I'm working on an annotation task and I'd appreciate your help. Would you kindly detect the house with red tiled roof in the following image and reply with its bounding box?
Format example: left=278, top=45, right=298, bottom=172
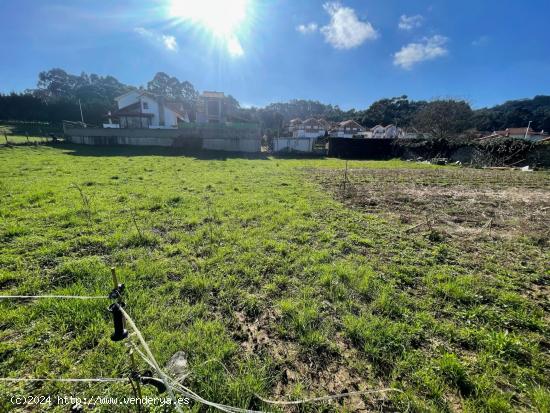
left=330, top=120, right=365, bottom=138
left=481, top=127, right=548, bottom=142
left=291, top=118, right=329, bottom=138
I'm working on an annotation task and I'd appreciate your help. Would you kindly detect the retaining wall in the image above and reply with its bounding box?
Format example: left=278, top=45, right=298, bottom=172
left=64, top=125, right=261, bottom=153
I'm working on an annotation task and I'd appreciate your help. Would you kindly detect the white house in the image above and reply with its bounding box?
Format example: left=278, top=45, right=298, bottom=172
left=330, top=120, right=365, bottom=138
left=292, top=118, right=328, bottom=138
left=288, top=118, right=303, bottom=133
left=273, top=137, right=316, bottom=152
left=274, top=118, right=329, bottom=153
left=370, top=125, right=386, bottom=139
left=369, top=124, right=403, bottom=139
left=107, top=90, right=189, bottom=129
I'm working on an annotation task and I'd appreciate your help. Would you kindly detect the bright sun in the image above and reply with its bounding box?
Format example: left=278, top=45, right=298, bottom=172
left=169, top=0, right=250, bottom=56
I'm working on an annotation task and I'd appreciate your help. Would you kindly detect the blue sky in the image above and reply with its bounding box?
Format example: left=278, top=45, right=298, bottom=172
left=1, top=0, right=549, bottom=110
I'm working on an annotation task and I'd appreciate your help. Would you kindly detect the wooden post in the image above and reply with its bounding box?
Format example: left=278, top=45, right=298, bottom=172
left=4, top=134, right=7, bottom=144
left=111, top=267, right=118, bottom=290
left=343, top=160, right=348, bottom=198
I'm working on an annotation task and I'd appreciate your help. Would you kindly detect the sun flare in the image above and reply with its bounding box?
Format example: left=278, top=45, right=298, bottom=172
left=169, top=0, right=251, bottom=56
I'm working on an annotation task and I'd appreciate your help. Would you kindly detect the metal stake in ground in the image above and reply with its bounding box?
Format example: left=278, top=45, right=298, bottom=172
left=128, top=349, right=143, bottom=413
left=109, top=267, right=127, bottom=341
left=109, top=302, right=128, bottom=341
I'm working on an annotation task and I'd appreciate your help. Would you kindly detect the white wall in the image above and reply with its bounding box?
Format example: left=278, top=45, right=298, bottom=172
left=116, top=91, right=140, bottom=110
left=163, top=108, right=179, bottom=128
left=116, top=92, right=183, bottom=129
left=333, top=130, right=354, bottom=138
left=293, top=129, right=325, bottom=138
left=274, top=137, right=314, bottom=152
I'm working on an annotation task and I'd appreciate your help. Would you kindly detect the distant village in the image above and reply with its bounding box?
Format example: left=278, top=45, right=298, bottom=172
left=57, top=86, right=550, bottom=158
left=273, top=117, right=549, bottom=153
left=274, top=118, right=410, bottom=152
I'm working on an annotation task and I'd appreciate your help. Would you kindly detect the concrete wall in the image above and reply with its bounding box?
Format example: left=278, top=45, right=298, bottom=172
left=274, top=137, right=314, bottom=152
left=64, top=125, right=261, bottom=153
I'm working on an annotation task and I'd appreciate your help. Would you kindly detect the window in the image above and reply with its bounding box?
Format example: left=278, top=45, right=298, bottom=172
left=142, top=101, right=149, bottom=110
left=207, top=100, right=220, bottom=117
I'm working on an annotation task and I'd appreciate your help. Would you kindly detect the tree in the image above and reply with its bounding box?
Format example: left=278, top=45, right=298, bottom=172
left=36, top=68, right=79, bottom=99
left=146, top=72, right=199, bottom=113
left=413, top=100, right=473, bottom=139
left=359, top=96, right=427, bottom=128
left=471, top=95, right=550, bottom=131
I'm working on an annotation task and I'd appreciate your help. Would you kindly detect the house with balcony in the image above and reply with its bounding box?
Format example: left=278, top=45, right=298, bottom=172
left=196, top=91, right=226, bottom=123
left=292, top=118, right=328, bottom=138
left=106, top=90, right=189, bottom=129
left=330, top=120, right=365, bottom=138
left=274, top=118, right=329, bottom=153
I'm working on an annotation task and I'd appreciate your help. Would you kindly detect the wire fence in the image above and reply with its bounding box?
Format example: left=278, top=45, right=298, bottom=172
left=0, top=295, right=107, bottom=300
left=0, top=276, right=409, bottom=412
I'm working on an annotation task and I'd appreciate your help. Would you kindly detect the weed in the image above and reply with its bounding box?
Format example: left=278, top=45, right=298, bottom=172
left=69, top=183, right=92, bottom=223
left=437, top=353, right=474, bottom=395
left=0, top=146, right=547, bottom=411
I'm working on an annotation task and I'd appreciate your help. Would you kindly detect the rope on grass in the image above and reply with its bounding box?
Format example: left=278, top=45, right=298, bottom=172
left=0, top=296, right=409, bottom=412
left=181, top=358, right=409, bottom=412
left=0, top=377, right=126, bottom=383
left=124, top=316, right=264, bottom=413
left=0, top=295, right=108, bottom=300
left=119, top=307, right=185, bottom=413
left=255, top=388, right=406, bottom=406
left=128, top=337, right=407, bottom=413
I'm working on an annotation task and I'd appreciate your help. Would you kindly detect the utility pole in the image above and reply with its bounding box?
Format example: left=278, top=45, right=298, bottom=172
left=525, top=120, right=532, bottom=139
left=78, top=99, right=85, bottom=127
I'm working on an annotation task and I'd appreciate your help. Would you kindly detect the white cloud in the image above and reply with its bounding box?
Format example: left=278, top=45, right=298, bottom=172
left=162, top=35, right=178, bottom=51
left=297, top=22, right=318, bottom=34
left=472, top=35, right=489, bottom=47
left=393, top=35, right=448, bottom=69
left=134, top=27, right=152, bottom=37
left=398, top=14, right=424, bottom=30
left=320, top=2, right=378, bottom=49
left=134, top=27, right=178, bottom=52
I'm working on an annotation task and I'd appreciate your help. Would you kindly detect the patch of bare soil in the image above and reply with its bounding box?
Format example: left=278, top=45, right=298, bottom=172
left=312, top=167, right=550, bottom=242
left=233, top=311, right=388, bottom=411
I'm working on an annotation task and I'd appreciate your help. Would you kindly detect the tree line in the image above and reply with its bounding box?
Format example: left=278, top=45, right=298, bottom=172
left=1, top=68, right=549, bottom=138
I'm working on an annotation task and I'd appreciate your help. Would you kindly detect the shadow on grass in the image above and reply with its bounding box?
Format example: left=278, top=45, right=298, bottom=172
left=40, top=143, right=330, bottom=161
left=56, top=143, right=271, bottom=160
left=271, top=152, right=327, bottom=160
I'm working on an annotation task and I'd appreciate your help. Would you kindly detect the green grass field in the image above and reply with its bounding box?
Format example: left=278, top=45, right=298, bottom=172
left=0, top=144, right=548, bottom=412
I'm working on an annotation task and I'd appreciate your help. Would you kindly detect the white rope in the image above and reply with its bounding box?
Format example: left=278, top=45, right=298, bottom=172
left=125, top=320, right=261, bottom=413
left=0, top=295, right=108, bottom=300
left=0, top=301, right=407, bottom=412
left=119, top=307, right=185, bottom=413
left=126, top=325, right=407, bottom=413
left=256, top=388, right=405, bottom=405
left=0, top=378, right=126, bottom=383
